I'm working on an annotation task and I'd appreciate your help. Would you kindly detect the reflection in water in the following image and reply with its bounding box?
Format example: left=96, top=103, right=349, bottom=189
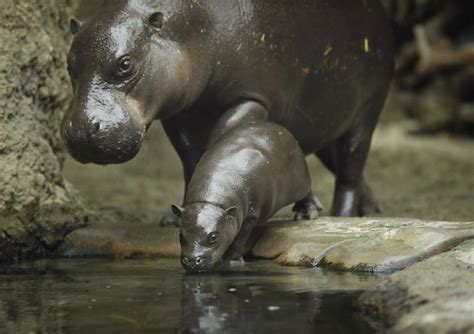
left=180, top=274, right=375, bottom=334
left=0, top=259, right=380, bottom=333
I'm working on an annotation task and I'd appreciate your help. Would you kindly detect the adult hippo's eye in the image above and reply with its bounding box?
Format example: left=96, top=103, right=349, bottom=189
left=115, top=55, right=134, bottom=79
left=208, top=232, right=220, bottom=246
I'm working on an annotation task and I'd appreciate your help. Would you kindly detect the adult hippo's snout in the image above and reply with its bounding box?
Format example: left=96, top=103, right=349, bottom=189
left=62, top=88, right=146, bottom=165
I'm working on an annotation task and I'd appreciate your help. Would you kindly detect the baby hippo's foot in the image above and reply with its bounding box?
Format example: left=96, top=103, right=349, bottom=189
left=160, top=212, right=181, bottom=227
left=223, top=248, right=244, bottom=262
left=292, top=192, right=324, bottom=221
left=219, top=258, right=246, bottom=271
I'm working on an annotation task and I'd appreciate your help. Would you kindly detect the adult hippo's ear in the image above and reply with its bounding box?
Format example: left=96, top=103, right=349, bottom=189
left=148, top=12, right=164, bottom=31
left=171, top=204, right=184, bottom=218
left=225, top=207, right=238, bottom=218
left=70, top=17, right=82, bottom=35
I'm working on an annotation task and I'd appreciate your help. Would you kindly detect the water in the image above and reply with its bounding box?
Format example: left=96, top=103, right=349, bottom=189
left=0, top=259, right=382, bottom=333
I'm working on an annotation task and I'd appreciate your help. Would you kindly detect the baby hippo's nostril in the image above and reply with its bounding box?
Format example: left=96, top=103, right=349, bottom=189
left=92, top=122, right=101, bottom=133
left=195, top=257, right=202, bottom=264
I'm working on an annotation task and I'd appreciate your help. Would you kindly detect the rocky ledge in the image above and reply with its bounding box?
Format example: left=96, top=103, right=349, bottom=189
left=60, top=217, right=473, bottom=273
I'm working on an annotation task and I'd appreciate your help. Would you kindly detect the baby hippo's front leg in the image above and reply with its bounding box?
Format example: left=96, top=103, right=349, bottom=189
left=223, top=218, right=257, bottom=262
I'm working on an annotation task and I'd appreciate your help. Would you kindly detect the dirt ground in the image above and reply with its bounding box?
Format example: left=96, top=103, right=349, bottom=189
left=63, top=116, right=474, bottom=225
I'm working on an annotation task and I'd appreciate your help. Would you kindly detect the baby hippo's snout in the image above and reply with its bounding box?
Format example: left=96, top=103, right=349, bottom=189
left=181, top=254, right=215, bottom=272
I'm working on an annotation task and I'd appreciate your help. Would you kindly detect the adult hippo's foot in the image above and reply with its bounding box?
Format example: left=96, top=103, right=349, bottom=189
left=330, top=181, right=381, bottom=217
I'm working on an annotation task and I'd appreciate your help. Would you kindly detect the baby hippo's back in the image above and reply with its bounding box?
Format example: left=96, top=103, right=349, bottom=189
left=186, top=121, right=312, bottom=222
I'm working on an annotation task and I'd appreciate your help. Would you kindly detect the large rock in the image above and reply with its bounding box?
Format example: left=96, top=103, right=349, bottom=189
left=0, top=0, right=86, bottom=262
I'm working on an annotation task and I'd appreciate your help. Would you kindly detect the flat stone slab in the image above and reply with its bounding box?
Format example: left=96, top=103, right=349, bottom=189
left=252, top=218, right=474, bottom=272
left=60, top=217, right=474, bottom=273
left=358, top=240, right=474, bottom=333
left=60, top=221, right=180, bottom=259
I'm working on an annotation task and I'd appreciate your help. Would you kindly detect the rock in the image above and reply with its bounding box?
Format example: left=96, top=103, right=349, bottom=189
left=0, top=0, right=86, bottom=262
left=251, top=218, right=473, bottom=272
left=60, top=217, right=473, bottom=274
left=358, top=240, right=474, bottom=333
left=59, top=220, right=180, bottom=259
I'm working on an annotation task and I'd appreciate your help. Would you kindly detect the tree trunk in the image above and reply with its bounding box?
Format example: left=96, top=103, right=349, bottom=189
left=0, top=0, right=86, bottom=262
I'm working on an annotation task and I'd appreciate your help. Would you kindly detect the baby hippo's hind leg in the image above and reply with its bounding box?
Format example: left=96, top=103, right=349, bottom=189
left=292, top=191, right=324, bottom=221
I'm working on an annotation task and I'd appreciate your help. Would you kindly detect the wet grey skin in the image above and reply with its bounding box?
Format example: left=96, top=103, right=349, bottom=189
left=172, top=121, right=323, bottom=272
left=63, top=0, right=394, bottom=216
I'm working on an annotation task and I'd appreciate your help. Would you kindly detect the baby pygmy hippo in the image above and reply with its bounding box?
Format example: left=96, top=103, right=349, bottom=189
left=172, top=121, right=322, bottom=272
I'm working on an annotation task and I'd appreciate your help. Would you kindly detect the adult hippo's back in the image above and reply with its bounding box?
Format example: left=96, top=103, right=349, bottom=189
left=63, top=0, right=394, bottom=217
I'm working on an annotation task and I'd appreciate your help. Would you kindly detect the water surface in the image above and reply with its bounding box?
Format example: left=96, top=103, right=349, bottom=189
left=0, top=259, right=381, bottom=333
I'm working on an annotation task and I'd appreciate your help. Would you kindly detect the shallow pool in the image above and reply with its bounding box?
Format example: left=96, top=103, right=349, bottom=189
left=0, top=259, right=382, bottom=333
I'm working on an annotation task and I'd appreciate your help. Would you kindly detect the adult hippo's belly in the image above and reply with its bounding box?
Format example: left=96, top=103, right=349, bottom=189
left=63, top=0, right=394, bottom=218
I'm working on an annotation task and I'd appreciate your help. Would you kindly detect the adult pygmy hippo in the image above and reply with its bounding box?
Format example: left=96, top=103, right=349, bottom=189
left=172, top=121, right=322, bottom=272
left=62, top=0, right=394, bottom=217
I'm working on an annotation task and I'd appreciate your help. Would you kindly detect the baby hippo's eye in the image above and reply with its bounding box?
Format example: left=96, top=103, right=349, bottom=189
left=208, top=232, right=220, bottom=246
left=115, top=55, right=134, bottom=79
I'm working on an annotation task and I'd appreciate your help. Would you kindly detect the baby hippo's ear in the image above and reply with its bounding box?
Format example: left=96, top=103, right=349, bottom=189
left=148, top=12, right=164, bottom=31
left=171, top=204, right=184, bottom=217
left=225, top=206, right=238, bottom=218
left=70, top=17, right=82, bottom=35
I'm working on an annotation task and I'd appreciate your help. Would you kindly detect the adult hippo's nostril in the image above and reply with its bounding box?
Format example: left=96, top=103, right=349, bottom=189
left=195, top=257, right=202, bottom=265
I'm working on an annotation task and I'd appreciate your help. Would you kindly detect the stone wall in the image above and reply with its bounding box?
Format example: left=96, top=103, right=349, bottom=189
left=0, top=0, right=86, bottom=262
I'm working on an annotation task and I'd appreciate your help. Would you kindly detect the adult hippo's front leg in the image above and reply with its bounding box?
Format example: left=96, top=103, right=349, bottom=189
left=160, top=112, right=212, bottom=226
left=160, top=101, right=269, bottom=226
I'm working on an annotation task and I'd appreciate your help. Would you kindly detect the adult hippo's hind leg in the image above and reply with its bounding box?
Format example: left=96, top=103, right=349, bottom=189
left=315, top=99, right=384, bottom=217
left=321, top=150, right=380, bottom=217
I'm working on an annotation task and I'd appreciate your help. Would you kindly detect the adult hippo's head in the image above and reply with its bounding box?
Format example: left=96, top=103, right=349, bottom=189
left=62, top=5, right=197, bottom=164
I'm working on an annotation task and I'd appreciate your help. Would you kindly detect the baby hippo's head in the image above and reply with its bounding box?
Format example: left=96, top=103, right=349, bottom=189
left=172, top=203, right=240, bottom=272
